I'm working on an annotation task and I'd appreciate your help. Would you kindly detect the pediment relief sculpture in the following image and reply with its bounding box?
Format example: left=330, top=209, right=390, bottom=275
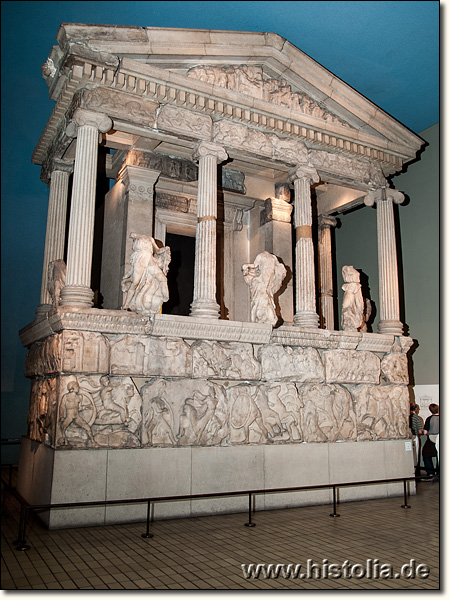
left=187, top=65, right=351, bottom=128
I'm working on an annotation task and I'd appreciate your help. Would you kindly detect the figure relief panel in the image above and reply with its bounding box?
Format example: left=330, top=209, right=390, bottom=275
left=156, top=104, right=212, bottom=140
left=56, top=375, right=142, bottom=449
left=228, top=382, right=302, bottom=444
left=25, top=335, right=62, bottom=377
left=27, top=377, right=58, bottom=446
left=349, top=384, right=410, bottom=441
left=324, top=350, right=380, bottom=384
left=191, top=340, right=261, bottom=380
left=187, top=65, right=351, bottom=128
left=141, top=379, right=228, bottom=447
left=258, top=344, right=324, bottom=382
left=110, top=335, right=190, bottom=378
left=214, top=120, right=273, bottom=157
left=380, top=352, right=409, bottom=384
left=82, top=87, right=158, bottom=126
left=213, top=120, right=308, bottom=164
left=297, top=383, right=357, bottom=443
left=309, top=150, right=386, bottom=187
left=61, top=331, right=109, bottom=374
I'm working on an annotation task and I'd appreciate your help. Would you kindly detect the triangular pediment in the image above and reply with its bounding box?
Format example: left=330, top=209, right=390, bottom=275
left=53, top=23, right=422, bottom=157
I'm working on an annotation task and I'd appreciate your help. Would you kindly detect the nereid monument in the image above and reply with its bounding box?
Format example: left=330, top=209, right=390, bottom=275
left=18, top=24, right=423, bottom=528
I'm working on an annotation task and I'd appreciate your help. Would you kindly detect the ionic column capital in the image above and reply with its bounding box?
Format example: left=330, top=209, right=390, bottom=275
left=364, top=187, right=405, bottom=207
left=318, top=214, right=338, bottom=229
left=288, top=164, right=320, bottom=185
left=50, top=158, right=73, bottom=175
left=66, top=108, right=113, bottom=137
left=192, top=141, right=228, bottom=164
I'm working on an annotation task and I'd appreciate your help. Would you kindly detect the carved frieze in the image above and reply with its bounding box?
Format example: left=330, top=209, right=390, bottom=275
left=110, top=335, right=190, bottom=377
left=258, top=345, right=324, bottom=382
left=228, top=382, right=302, bottom=444
left=324, top=350, right=380, bottom=384
left=56, top=375, right=141, bottom=448
left=82, top=87, right=158, bottom=126
left=156, top=104, right=212, bottom=140
left=61, top=330, right=109, bottom=374
left=27, top=377, right=58, bottom=446
left=381, top=352, right=409, bottom=384
left=25, top=335, right=61, bottom=377
left=349, top=384, right=410, bottom=441
left=126, top=149, right=199, bottom=182
left=297, top=383, right=357, bottom=443
left=309, top=150, right=386, bottom=187
left=141, top=378, right=228, bottom=447
left=187, top=65, right=351, bottom=128
left=191, top=340, right=261, bottom=380
left=214, top=120, right=308, bottom=164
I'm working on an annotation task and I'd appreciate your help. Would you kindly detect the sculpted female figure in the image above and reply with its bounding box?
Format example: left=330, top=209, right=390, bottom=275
left=242, top=251, right=286, bottom=326
left=341, top=265, right=365, bottom=331
left=121, top=233, right=171, bottom=316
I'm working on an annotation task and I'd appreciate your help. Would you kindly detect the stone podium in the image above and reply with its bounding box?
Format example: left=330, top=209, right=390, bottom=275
left=18, top=24, right=423, bottom=528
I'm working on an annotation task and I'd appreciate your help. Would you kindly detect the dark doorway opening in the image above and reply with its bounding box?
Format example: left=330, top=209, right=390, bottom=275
left=163, top=233, right=195, bottom=316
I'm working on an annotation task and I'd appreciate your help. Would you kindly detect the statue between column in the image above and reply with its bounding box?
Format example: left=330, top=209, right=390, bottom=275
left=242, top=251, right=287, bottom=326
left=48, top=259, right=66, bottom=307
left=121, top=233, right=171, bottom=316
left=341, top=266, right=372, bottom=332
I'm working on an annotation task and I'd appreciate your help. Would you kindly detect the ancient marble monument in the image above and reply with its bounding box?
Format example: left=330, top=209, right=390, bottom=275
left=18, top=24, right=423, bottom=528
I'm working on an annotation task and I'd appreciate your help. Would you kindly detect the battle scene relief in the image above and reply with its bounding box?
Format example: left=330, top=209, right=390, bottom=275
left=25, top=332, right=411, bottom=450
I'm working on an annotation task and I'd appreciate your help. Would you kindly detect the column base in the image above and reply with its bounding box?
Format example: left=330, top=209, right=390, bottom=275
left=190, top=299, right=220, bottom=319
left=60, top=285, right=94, bottom=308
left=293, top=311, right=319, bottom=329
left=377, top=320, right=404, bottom=336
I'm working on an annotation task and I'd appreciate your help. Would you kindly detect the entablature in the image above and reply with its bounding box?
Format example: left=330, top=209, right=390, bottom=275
left=34, top=51, right=414, bottom=181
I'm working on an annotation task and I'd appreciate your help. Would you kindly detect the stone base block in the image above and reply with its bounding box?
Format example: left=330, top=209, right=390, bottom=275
left=17, top=437, right=415, bottom=529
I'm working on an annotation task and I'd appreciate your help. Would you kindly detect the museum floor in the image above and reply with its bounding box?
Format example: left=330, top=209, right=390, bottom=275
left=1, top=470, right=439, bottom=591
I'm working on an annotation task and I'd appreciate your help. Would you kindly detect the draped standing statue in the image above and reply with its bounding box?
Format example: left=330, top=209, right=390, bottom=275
left=242, top=251, right=287, bottom=326
left=121, top=233, right=171, bottom=316
left=341, top=265, right=365, bottom=331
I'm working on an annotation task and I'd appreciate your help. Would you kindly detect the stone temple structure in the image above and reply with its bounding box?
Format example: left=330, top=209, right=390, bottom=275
left=18, top=24, right=423, bottom=528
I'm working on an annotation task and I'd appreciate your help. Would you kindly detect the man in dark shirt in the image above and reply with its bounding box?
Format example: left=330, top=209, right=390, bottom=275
left=420, top=404, right=439, bottom=480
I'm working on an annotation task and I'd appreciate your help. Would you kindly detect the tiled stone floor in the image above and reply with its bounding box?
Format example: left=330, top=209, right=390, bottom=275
left=1, top=470, right=439, bottom=591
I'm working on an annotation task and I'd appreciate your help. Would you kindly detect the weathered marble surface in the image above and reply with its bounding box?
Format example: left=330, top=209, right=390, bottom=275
left=56, top=375, right=142, bottom=448
left=259, top=344, right=324, bottom=382
left=341, top=266, right=364, bottom=331
left=324, top=350, right=380, bottom=384
left=24, top=327, right=411, bottom=450
left=110, top=335, right=190, bottom=377
left=242, top=251, right=287, bottom=325
left=191, top=340, right=261, bottom=380
left=121, top=234, right=171, bottom=316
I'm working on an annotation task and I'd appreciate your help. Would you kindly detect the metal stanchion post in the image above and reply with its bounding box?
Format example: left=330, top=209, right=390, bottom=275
left=329, top=485, right=340, bottom=517
left=15, top=504, right=30, bottom=551
left=401, top=479, right=411, bottom=509
left=244, top=492, right=256, bottom=527
left=141, top=500, right=154, bottom=538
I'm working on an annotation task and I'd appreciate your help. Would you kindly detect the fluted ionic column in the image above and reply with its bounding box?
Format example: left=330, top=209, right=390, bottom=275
left=60, top=109, right=112, bottom=307
left=190, top=141, right=228, bottom=319
left=318, top=214, right=337, bottom=330
left=364, top=186, right=405, bottom=335
left=288, top=165, right=320, bottom=328
left=36, top=160, right=72, bottom=315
